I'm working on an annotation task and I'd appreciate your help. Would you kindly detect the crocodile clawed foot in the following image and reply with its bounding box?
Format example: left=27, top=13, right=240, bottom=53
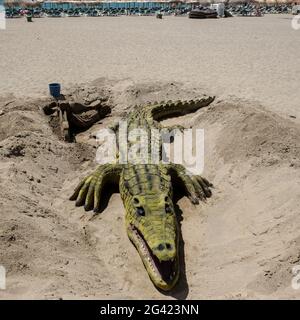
left=69, top=174, right=96, bottom=210
left=69, top=164, right=122, bottom=212
left=192, top=176, right=213, bottom=199
left=168, top=164, right=212, bottom=205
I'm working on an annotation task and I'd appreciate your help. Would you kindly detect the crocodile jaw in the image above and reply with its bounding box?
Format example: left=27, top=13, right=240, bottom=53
left=127, top=224, right=179, bottom=291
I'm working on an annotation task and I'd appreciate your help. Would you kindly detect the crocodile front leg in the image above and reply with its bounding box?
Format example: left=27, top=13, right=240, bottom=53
left=70, top=164, right=123, bottom=212
left=167, top=163, right=212, bottom=204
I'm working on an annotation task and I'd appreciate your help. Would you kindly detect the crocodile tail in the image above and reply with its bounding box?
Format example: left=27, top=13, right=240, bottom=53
left=146, top=96, right=215, bottom=121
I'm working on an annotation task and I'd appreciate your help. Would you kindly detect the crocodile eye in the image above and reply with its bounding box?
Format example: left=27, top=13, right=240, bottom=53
left=136, top=207, right=145, bottom=216
left=133, top=197, right=139, bottom=204
left=165, top=204, right=172, bottom=213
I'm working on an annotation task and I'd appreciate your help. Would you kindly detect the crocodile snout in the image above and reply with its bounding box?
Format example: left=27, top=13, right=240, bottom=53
left=152, top=241, right=176, bottom=261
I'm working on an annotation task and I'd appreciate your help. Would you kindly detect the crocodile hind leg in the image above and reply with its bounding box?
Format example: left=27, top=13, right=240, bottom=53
left=70, top=164, right=123, bottom=212
left=167, top=163, right=212, bottom=204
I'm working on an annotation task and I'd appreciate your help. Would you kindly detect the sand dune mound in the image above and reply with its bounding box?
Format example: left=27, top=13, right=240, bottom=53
left=0, top=80, right=299, bottom=299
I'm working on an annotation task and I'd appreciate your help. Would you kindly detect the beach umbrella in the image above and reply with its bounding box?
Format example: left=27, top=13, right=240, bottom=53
left=168, top=0, right=185, bottom=9
left=21, top=1, right=43, bottom=8
left=4, top=0, right=23, bottom=8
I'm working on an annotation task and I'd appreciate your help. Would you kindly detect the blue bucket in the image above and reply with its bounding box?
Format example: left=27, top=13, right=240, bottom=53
left=49, top=83, right=61, bottom=98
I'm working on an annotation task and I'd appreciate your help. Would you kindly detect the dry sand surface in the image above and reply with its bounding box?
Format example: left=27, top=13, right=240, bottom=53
left=0, top=78, right=300, bottom=299
left=0, top=15, right=299, bottom=120
left=0, top=15, right=300, bottom=299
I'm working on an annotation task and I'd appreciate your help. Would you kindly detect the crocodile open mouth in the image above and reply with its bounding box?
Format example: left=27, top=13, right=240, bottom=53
left=128, top=224, right=178, bottom=285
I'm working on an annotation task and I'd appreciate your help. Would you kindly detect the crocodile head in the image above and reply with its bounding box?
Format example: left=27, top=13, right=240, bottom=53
left=126, top=192, right=179, bottom=291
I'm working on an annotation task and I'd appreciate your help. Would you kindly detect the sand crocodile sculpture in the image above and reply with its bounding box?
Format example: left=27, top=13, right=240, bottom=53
left=70, top=96, right=214, bottom=291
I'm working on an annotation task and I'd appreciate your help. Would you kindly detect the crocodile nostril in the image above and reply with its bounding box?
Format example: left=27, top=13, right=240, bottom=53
left=166, top=243, right=172, bottom=250
left=157, top=244, right=165, bottom=251
left=157, top=243, right=173, bottom=251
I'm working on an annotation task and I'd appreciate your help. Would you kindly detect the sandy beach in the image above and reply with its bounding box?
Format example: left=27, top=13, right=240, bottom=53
left=0, top=14, right=300, bottom=300
left=1, top=14, right=299, bottom=119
